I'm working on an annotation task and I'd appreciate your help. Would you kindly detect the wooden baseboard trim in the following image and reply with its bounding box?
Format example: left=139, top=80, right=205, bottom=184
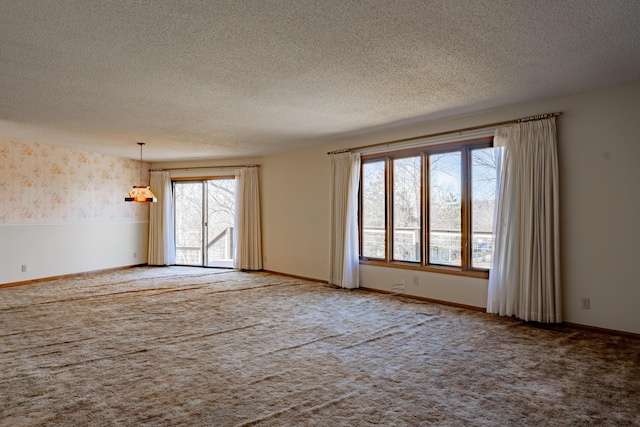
left=359, top=286, right=486, bottom=312
left=359, top=287, right=640, bottom=339
left=563, top=322, right=640, bottom=340
left=262, top=270, right=329, bottom=284
left=0, top=264, right=148, bottom=289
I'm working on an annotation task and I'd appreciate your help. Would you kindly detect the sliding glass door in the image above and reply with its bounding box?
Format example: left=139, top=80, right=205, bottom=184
left=205, top=179, right=236, bottom=267
left=174, top=182, right=203, bottom=265
left=174, top=179, right=236, bottom=267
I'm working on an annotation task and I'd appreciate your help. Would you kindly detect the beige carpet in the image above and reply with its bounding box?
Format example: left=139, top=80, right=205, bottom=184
left=1, top=267, right=639, bottom=426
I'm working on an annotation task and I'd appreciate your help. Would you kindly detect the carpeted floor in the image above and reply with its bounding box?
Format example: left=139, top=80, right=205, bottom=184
left=1, top=267, right=639, bottom=426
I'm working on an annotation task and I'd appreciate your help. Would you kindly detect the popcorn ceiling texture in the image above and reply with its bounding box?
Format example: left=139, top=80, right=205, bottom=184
left=1, top=1, right=640, bottom=161
left=0, top=137, right=148, bottom=224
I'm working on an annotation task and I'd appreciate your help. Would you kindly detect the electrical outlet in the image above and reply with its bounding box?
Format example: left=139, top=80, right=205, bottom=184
left=133, top=252, right=137, bottom=259
left=581, top=297, right=590, bottom=310
left=412, top=275, right=419, bottom=286
left=21, top=264, right=27, bottom=273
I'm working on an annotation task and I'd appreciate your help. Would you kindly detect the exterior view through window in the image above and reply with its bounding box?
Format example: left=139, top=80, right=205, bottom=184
left=361, top=161, right=385, bottom=259
left=174, top=179, right=236, bottom=268
left=393, top=156, right=421, bottom=262
left=429, top=151, right=462, bottom=266
left=360, top=137, right=498, bottom=276
left=470, top=147, right=499, bottom=269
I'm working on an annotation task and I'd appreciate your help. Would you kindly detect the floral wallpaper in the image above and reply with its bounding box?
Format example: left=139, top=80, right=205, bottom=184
left=0, top=138, right=149, bottom=224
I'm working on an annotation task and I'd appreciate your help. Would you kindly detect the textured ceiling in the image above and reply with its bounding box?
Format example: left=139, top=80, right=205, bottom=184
left=1, top=0, right=640, bottom=161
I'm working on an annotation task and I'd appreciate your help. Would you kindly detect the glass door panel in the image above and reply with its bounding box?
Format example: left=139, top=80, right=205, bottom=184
left=392, top=156, right=421, bottom=262
left=174, top=179, right=236, bottom=267
left=361, top=161, right=386, bottom=259
left=174, top=182, right=204, bottom=266
left=206, top=179, right=236, bottom=268
left=429, top=152, right=462, bottom=266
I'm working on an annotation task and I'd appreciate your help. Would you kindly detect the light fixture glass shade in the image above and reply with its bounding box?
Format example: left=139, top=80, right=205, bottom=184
left=125, top=186, right=157, bottom=202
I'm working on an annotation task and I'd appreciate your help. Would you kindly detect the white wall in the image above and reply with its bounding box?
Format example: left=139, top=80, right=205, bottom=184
left=555, top=84, right=640, bottom=334
left=359, top=266, right=488, bottom=308
left=260, top=83, right=640, bottom=334
left=0, top=222, right=148, bottom=284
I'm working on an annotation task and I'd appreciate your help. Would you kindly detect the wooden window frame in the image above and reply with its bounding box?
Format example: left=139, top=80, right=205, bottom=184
left=359, top=137, right=494, bottom=279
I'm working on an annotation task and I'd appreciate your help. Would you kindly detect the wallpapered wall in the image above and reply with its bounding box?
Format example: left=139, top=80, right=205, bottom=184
left=0, top=137, right=148, bottom=224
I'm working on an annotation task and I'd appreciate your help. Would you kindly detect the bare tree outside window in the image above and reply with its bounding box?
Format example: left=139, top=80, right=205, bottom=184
left=206, top=179, right=235, bottom=266
left=174, top=179, right=236, bottom=267
left=174, top=182, right=204, bottom=265
left=362, top=161, right=385, bottom=258
left=429, top=152, right=462, bottom=266
left=359, top=138, right=497, bottom=275
left=471, top=148, right=498, bottom=268
left=393, top=157, right=421, bottom=262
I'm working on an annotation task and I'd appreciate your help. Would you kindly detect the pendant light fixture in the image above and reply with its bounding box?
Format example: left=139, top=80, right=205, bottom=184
left=124, top=142, right=157, bottom=202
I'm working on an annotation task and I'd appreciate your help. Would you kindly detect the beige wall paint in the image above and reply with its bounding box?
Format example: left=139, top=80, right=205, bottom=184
left=261, top=145, right=331, bottom=279
left=260, top=83, right=640, bottom=334
left=151, top=157, right=263, bottom=171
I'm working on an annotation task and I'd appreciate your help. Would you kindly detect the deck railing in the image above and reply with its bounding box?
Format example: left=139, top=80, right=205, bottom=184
left=176, top=226, right=234, bottom=266
left=362, top=227, right=494, bottom=268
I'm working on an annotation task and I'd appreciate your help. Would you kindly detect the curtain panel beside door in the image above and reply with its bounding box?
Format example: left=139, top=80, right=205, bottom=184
left=234, top=167, right=263, bottom=271
left=148, top=171, right=176, bottom=266
left=329, top=152, right=361, bottom=289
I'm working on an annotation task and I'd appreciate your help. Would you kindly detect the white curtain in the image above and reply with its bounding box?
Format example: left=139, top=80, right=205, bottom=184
left=148, top=171, right=176, bottom=266
left=234, top=167, right=263, bottom=270
left=487, top=117, right=561, bottom=323
left=329, top=152, right=361, bottom=289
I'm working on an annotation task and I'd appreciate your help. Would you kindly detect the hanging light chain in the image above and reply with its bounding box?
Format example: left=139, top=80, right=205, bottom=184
left=138, top=142, right=145, bottom=184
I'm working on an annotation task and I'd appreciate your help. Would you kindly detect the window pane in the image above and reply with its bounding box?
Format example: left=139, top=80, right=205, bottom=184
left=362, top=161, right=385, bottom=258
left=174, top=182, right=203, bottom=265
left=206, top=179, right=236, bottom=267
left=429, top=152, right=461, bottom=266
left=393, top=157, right=421, bottom=262
left=471, top=147, right=499, bottom=269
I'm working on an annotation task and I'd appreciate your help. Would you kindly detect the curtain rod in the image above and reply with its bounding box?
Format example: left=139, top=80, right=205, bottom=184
left=150, top=164, right=260, bottom=172
left=327, top=112, right=562, bottom=155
